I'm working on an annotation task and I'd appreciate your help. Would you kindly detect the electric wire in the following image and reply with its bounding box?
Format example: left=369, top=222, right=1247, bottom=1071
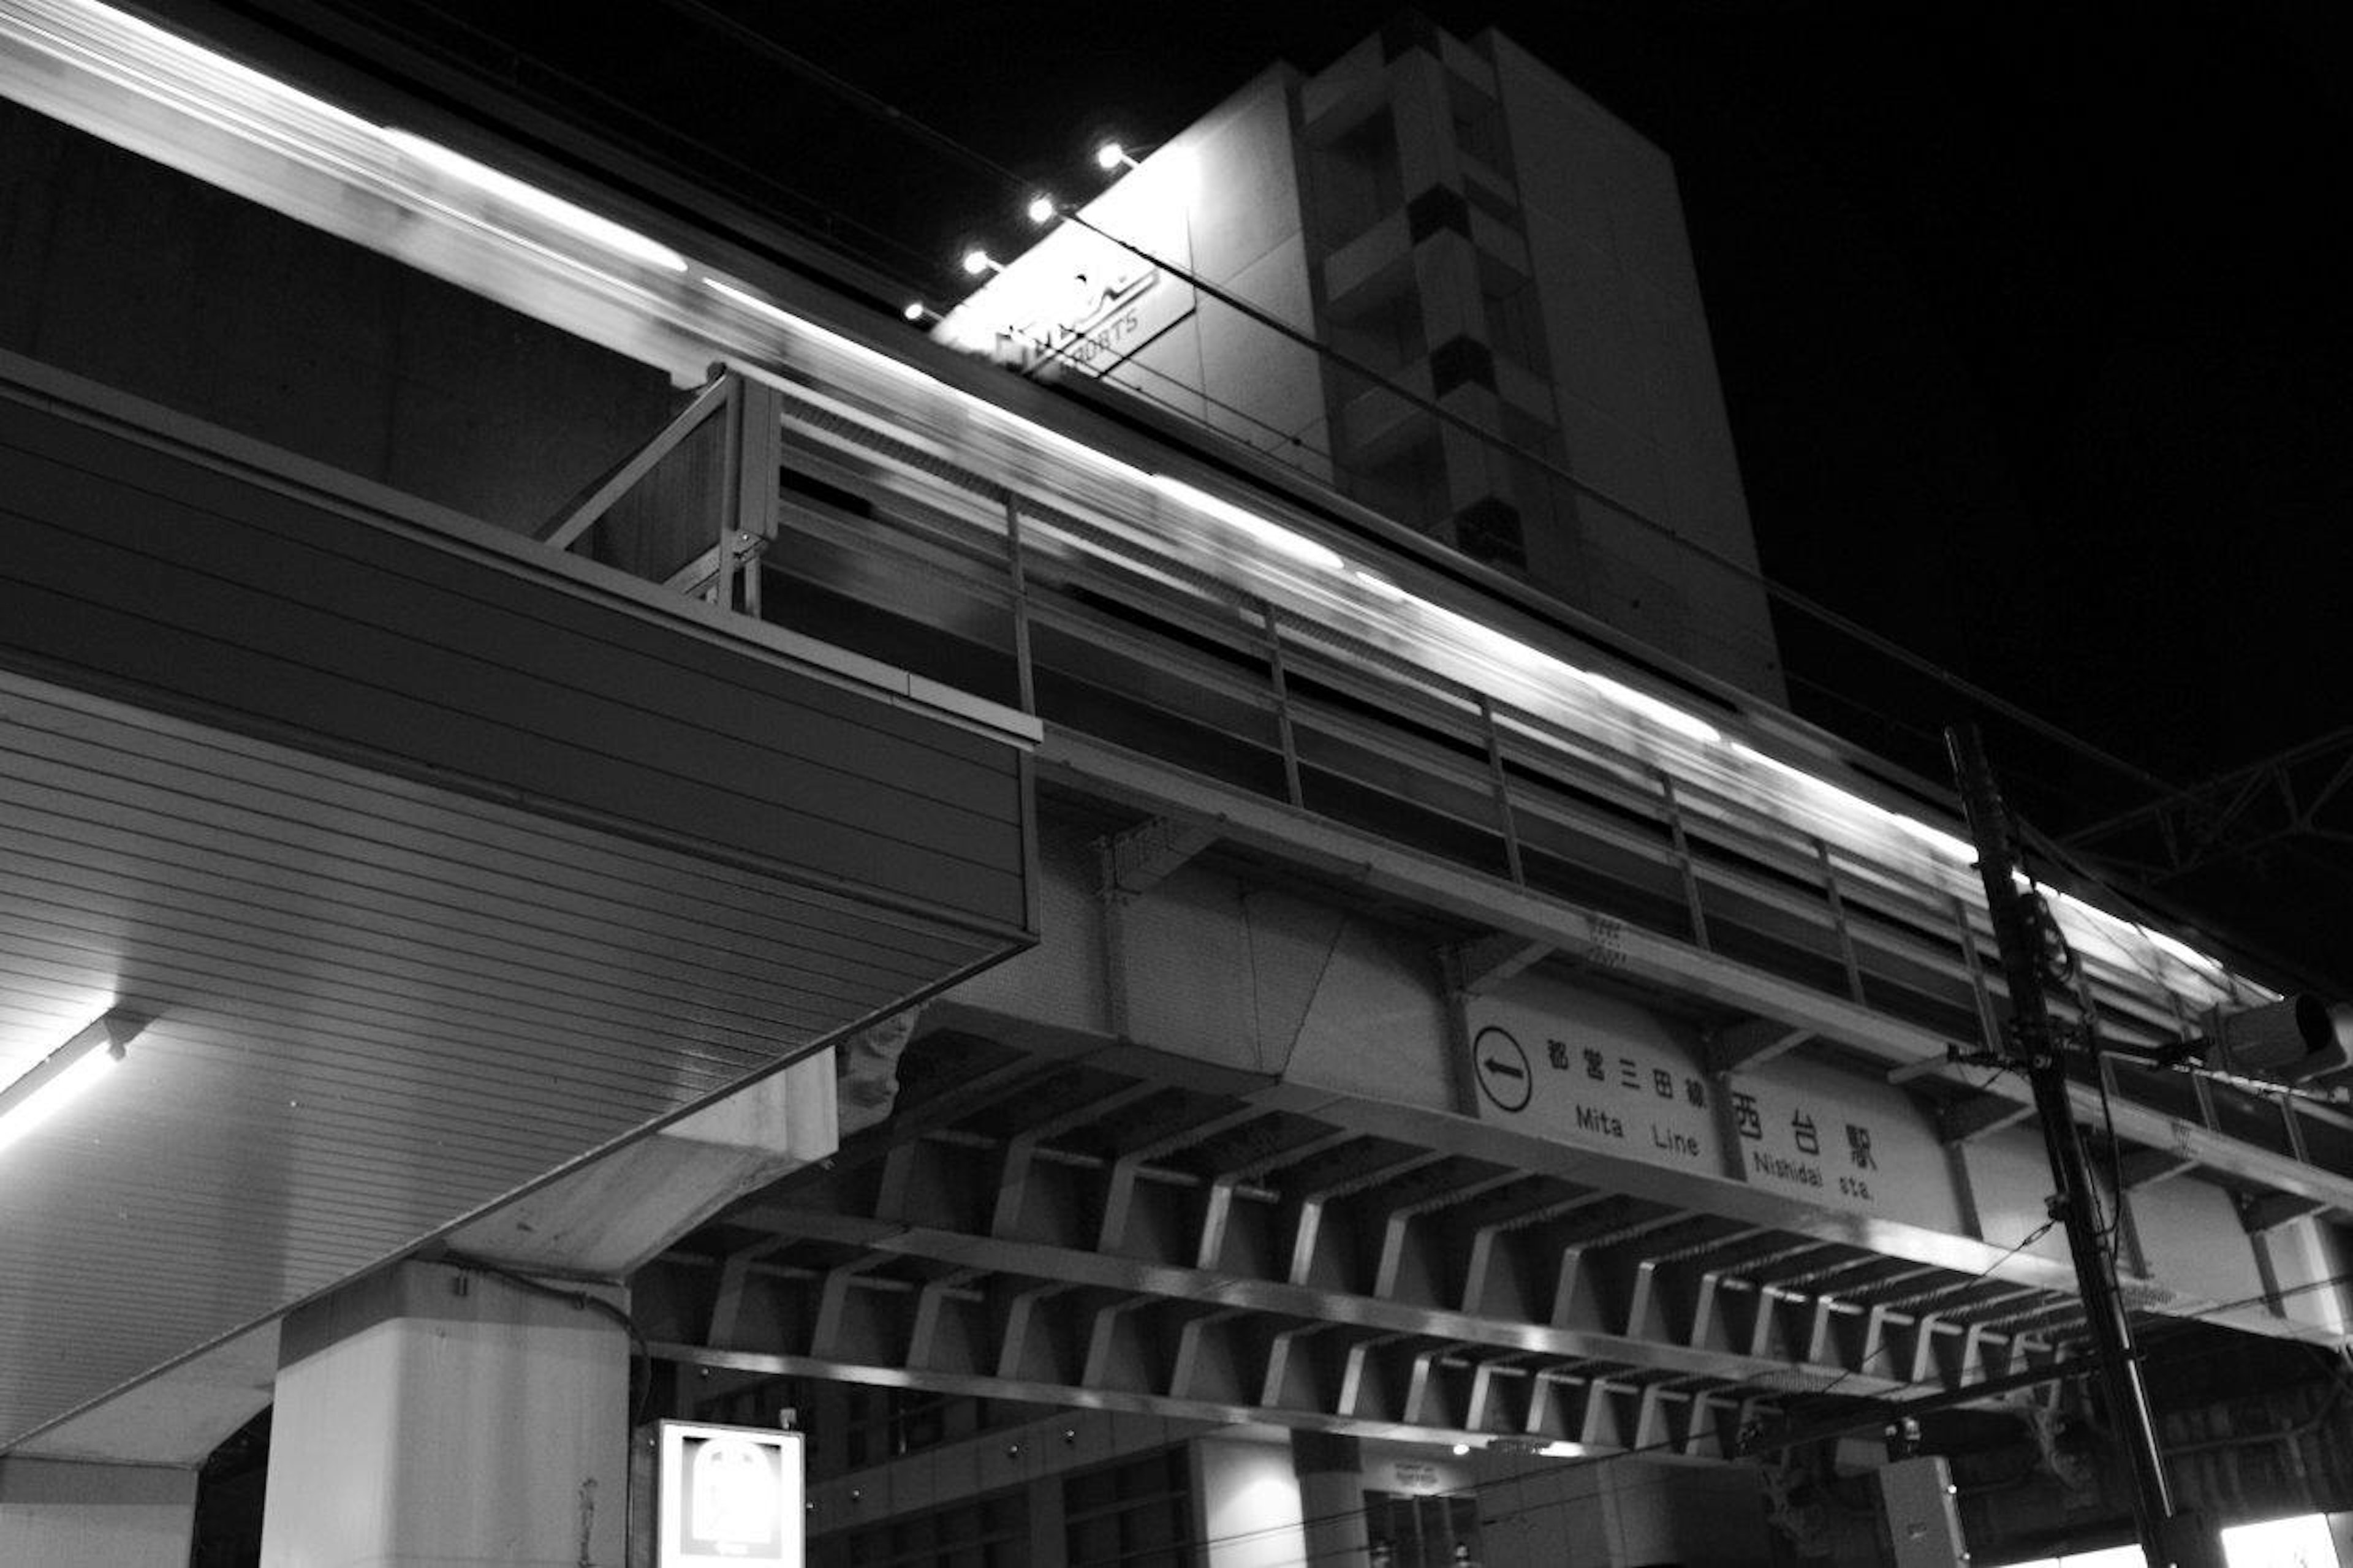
left=782, top=1252, right=2353, bottom=1564
left=615, top=0, right=2185, bottom=809
left=1795, top=1218, right=2061, bottom=1407
left=89, top=7, right=2340, bottom=1548
left=271, top=0, right=2329, bottom=990
left=947, top=1273, right=2353, bottom=1568
left=442, top=1250, right=654, bottom=1425
left=295, top=0, right=961, bottom=293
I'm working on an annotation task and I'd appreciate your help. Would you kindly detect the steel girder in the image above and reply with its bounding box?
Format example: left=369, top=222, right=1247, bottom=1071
left=640, top=1032, right=2069, bottom=1459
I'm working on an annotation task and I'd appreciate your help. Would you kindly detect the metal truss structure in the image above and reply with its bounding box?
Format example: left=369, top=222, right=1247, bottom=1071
left=2065, top=727, right=2353, bottom=884
left=638, top=1032, right=2080, bottom=1460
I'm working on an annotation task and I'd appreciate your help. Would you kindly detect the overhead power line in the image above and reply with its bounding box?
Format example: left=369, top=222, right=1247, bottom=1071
left=638, top=0, right=2183, bottom=808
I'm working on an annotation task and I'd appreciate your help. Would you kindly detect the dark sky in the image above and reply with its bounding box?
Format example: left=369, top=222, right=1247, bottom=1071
left=256, top=0, right=2353, bottom=977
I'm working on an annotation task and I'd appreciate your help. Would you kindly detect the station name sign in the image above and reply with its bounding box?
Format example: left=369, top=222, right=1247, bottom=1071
left=934, top=180, right=1198, bottom=381
left=991, top=238, right=1182, bottom=377
left=1463, top=977, right=1953, bottom=1227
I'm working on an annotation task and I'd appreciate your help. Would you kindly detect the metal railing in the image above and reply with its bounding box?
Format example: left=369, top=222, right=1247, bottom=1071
left=556, top=362, right=2353, bottom=1210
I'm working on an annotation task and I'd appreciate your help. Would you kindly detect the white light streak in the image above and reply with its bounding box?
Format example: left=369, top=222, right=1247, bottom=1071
left=703, top=275, right=795, bottom=324
left=381, top=129, right=687, bottom=273
left=1148, top=473, right=1347, bottom=574
left=1, top=0, right=2267, bottom=1021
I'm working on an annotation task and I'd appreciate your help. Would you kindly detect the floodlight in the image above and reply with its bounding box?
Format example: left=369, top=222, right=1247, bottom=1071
left=1026, top=193, right=1056, bottom=224
left=961, top=249, right=1000, bottom=276
left=2210, top=995, right=2353, bottom=1080
left=1095, top=141, right=1135, bottom=172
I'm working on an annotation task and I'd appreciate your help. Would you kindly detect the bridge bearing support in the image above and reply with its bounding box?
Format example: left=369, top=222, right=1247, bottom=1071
left=257, top=1259, right=629, bottom=1567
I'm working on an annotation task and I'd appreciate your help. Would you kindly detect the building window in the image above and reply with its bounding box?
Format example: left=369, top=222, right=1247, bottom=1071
left=1449, top=78, right=1514, bottom=181
left=1452, top=496, right=1526, bottom=572
left=1343, top=422, right=1450, bottom=532
left=1064, top=1447, right=1193, bottom=1568
left=1479, top=254, right=1547, bottom=380
left=1309, top=108, right=1404, bottom=251
left=1366, top=1488, right=1485, bottom=1567
left=1328, top=260, right=1428, bottom=378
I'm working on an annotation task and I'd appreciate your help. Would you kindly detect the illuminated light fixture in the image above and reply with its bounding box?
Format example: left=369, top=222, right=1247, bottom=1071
left=1026, top=192, right=1057, bottom=224
left=1450, top=1442, right=1470, bottom=1456
left=1095, top=140, right=1135, bottom=172
left=962, top=248, right=1002, bottom=276
left=2200, top=994, right=2353, bottom=1080
left=0, top=1010, right=146, bottom=1156
left=380, top=129, right=689, bottom=273
left=902, top=301, right=928, bottom=322
left=1148, top=473, right=1346, bottom=574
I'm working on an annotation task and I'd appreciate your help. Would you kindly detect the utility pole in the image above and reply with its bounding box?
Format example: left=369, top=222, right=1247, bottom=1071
left=1946, top=725, right=2211, bottom=1568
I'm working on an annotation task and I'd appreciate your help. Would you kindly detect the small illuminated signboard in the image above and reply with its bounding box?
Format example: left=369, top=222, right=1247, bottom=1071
left=657, top=1421, right=803, bottom=1568
left=2221, top=1513, right=2341, bottom=1567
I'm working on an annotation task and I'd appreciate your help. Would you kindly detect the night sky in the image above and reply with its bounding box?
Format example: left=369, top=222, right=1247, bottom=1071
left=256, top=0, right=2352, bottom=980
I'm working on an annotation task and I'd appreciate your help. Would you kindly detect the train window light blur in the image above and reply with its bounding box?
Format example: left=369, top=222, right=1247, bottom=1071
left=0, top=0, right=2278, bottom=1028
left=382, top=129, right=688, bottom=271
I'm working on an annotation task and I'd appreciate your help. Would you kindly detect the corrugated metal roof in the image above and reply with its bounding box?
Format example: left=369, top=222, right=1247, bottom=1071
left=0, top=666, right=1019, bottom=1445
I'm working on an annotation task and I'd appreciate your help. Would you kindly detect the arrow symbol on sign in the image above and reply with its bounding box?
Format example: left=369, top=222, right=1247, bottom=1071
left=1471, top=1025, right=1533, bottom=1112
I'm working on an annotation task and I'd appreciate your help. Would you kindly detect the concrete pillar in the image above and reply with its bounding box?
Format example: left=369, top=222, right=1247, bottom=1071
left=259, top=1257, right=629, bottom=1568
left=0, top=1456, right=195, bottom=1567
left=1199, top=1433, right=1308, bottom=1568
left=1292, top=1430, right=1370, bottom=1566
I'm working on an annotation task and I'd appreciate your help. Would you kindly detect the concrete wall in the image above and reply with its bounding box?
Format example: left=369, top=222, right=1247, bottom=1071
left=1195, top=1434, right=1309, bottom=1568
left=1102, top=70, right=1332, bottom=480
left=1488, top=32, right=1782, bottom=700
left=0, top=1457, right=196, bottom=1568
left=1479, top=1454, right=1773, bottom=1566
left=809, top=1405, right=1778, bottom=1568
left=803, top=1406, right=1216, bottom=1562
left=260, top=1261, right=629, bottom=1568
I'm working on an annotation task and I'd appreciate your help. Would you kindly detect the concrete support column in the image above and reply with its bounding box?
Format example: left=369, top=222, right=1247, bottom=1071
left=1198, top=1433, right=1309, bottom=1568
left=1292, top=1430, right=1369, bottom=1566
left=1479, top=1456, right=1771, bottom=1567
left=259, top=1257, right=629, bottom=1568
left=0, top=1456, right=195, bottom=1567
